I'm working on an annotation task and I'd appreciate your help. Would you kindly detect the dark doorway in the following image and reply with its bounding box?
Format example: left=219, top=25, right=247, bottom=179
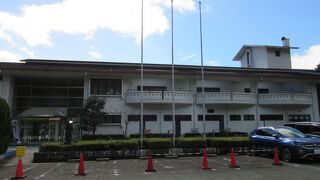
left=175, top=120, right=181, bottom=137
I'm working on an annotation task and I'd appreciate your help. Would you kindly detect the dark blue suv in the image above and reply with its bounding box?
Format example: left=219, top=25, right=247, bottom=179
left=249, top=127, right=320, bottom=162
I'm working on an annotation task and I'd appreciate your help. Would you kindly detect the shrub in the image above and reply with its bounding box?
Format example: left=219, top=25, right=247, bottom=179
left=39, top=137, right=250, bottom=152
left=183, top=133, right=202, bottom=137
left=39, top=142, right=65, bottom=152
left=207, top=137, right=249, bottom=148
left=39, top=139, right=139, bottom=152
left=176, top=137, right=205, bottom=148
left=143, top=138, right=172, bottom=149
left=0, top=98, right=11, bottom=155
left=81, top=134, right=127, bottom=140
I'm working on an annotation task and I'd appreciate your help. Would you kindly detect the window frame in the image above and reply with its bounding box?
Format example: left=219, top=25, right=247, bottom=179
left=90, top=77, right=122, bottom=96
left=229, top=114, right=242, bottom=121
left=243, top=114, right=255, bottom=121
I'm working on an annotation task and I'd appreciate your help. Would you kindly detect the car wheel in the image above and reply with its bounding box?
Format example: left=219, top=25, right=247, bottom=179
left=281, top=147, right=293, bottom=162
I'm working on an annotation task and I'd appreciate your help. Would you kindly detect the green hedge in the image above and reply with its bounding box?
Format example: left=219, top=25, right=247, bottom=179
left=39, top=137, right=249, bottom=152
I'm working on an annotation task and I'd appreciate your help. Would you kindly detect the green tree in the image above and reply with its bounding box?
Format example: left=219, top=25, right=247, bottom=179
left=81, top=96, right=105, bottom=135
left=315, top=63, right=320, bottom=71
left=0, top=98, right=11, bottom=155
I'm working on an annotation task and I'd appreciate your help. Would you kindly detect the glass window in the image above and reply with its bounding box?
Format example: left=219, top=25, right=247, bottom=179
left=244, top=115, right=255, bottom=121
left=275, top=51, right=281, bottom=57
left=198, top=115, right=224, bottom=121
left=164, top=115, right=191, bottom=121
left=101, top=115, right=121, bottom=124
left=276, top=127, right=305, bottom=138
left=258, top=89, right=269, bottom=94
left=91, top=78, right=122, bottom=95
left=230, top=115, right=241, bottom=121
left=260, top=115, right=283, bottom=121
left=128, top=115, right=157, bottom=121
left=288, top=115, right=311, bottom=122
left=197, top=87, right=220, bottom=93
left=137, top=86, right=167, bottom=91
left=244, top=88, right=251, bottom=93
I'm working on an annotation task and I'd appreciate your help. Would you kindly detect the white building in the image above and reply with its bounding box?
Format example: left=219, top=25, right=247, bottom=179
left=1, top=39, right=320, bottom=142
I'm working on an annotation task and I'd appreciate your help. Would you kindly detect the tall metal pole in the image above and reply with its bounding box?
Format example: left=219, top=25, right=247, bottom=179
left=140, top=0, right=144, bottom=150
left=171, top=0, right=176, bottom=148
left=199, top=1, right=206, bottom=145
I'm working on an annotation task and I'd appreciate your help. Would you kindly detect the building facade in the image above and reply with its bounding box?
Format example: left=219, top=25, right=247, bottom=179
left=1, top=41, right=320, bottom=142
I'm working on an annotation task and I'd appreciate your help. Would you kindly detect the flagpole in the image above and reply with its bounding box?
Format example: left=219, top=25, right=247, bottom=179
left=199, top=1, right=207, bottom=146
left=140, top=0, right=144, bottom=150
left=171, top=0, right=176, bottom=148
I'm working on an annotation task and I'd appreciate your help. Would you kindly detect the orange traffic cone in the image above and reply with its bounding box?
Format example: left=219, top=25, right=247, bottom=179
left=201, top=148, right=211, bottom=170
left=11, top=159, right=26, bottom=179
left=272, top=147, right=283, bottom=166
left=229, top=148, right=240, bottom=168
left=75, top=153, right=86, bottom=176
left=145, top=151, right=156, bottom=172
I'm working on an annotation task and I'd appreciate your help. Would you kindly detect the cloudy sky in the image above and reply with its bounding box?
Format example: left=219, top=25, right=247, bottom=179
left=0, top=0, right=319, bottom=69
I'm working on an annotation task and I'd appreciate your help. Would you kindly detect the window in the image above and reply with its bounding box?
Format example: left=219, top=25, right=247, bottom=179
left=137, top=86, right=166, bottom=91
left=164, top=115, right=192, bottom=121
left=255, top=130, right=271, bottom=136
left=258, top=88, right=269, bottom=94
left=128, top=115, right=157, bottom=121
left=230, top=115, right=241, bottom=121
left=275, top=51, right=281, bottom=57
left=288, top=114, right=311, bottom=122
left=246, top=51, right=250, bottom=66
left=198, top=115, right=224, bottom=121
left=244, top=115, right=255, bottom=121
left=101, top=115, right=121, bottom=124
left=244, top=88, right=251, bottom=93
left=91, top=78, right=122, bottom=95
left=260, top=115, right=283, bottom=121
left=197, top=87, right=220, bottom=93
left=207, top=109, right=215, bottom=113
left=0, top=74, right=2, bottom=81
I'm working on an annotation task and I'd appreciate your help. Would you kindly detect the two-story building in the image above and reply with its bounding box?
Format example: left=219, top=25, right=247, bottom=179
left=1, top=38, right=320, bottom=142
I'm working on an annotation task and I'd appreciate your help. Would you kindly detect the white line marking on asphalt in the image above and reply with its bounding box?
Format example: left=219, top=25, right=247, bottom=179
left=164, top=165, right=174, bottom=169
left=39, top=163, right=61, bottom=178
left=3, top=163, right=15, bottom=166
left=24, top=164, right=39, bottom=172
left=113, top=161, right=117, bottom=164
left=113, top=168, right=119, bottom=176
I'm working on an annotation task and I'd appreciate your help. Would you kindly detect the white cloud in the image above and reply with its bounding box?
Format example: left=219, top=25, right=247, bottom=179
left=0, top=50, right=21, bottom=62
left=21, top=47, right=35, bottom=58
left=292, top=45, right=320, bottom=70
left=207, top=60, right=218, bottom=66
left=89, top=50, right=102, bottom=59
left=180, top=53, right=197, bottom=61
left=0, top=0, right=195, bottom=47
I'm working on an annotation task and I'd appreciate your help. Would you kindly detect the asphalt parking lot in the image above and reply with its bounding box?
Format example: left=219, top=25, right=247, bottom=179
left=1, top=147, right=320, bottom=180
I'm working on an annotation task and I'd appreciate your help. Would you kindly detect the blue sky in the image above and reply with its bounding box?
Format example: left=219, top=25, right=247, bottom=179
left=0, top=0, right=319, bottom=69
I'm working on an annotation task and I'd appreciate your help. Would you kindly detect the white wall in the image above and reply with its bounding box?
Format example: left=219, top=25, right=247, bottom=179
left=0, top=74, right=14, bottom=109
left=267, top=49, right=292, bottom=69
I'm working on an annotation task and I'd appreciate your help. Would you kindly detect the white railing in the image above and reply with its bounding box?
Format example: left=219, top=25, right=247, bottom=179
left=258, top=93, right=313, bottom=105
left=196, top=92, right=257, bottom=104
left=125, top=91, right=193, bottom=104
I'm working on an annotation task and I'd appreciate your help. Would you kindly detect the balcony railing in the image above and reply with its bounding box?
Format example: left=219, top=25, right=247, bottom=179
left=125, top=91, right=313, bottom=105
left=196, top=92, right=257, bottom=104
left=258, top=93, right=313, bottom=105
left=125, top=91, right=193, bottom=104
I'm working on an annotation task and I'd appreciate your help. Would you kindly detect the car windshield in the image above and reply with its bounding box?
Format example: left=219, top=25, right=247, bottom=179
left=276, top=127, right=306, bottom=138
